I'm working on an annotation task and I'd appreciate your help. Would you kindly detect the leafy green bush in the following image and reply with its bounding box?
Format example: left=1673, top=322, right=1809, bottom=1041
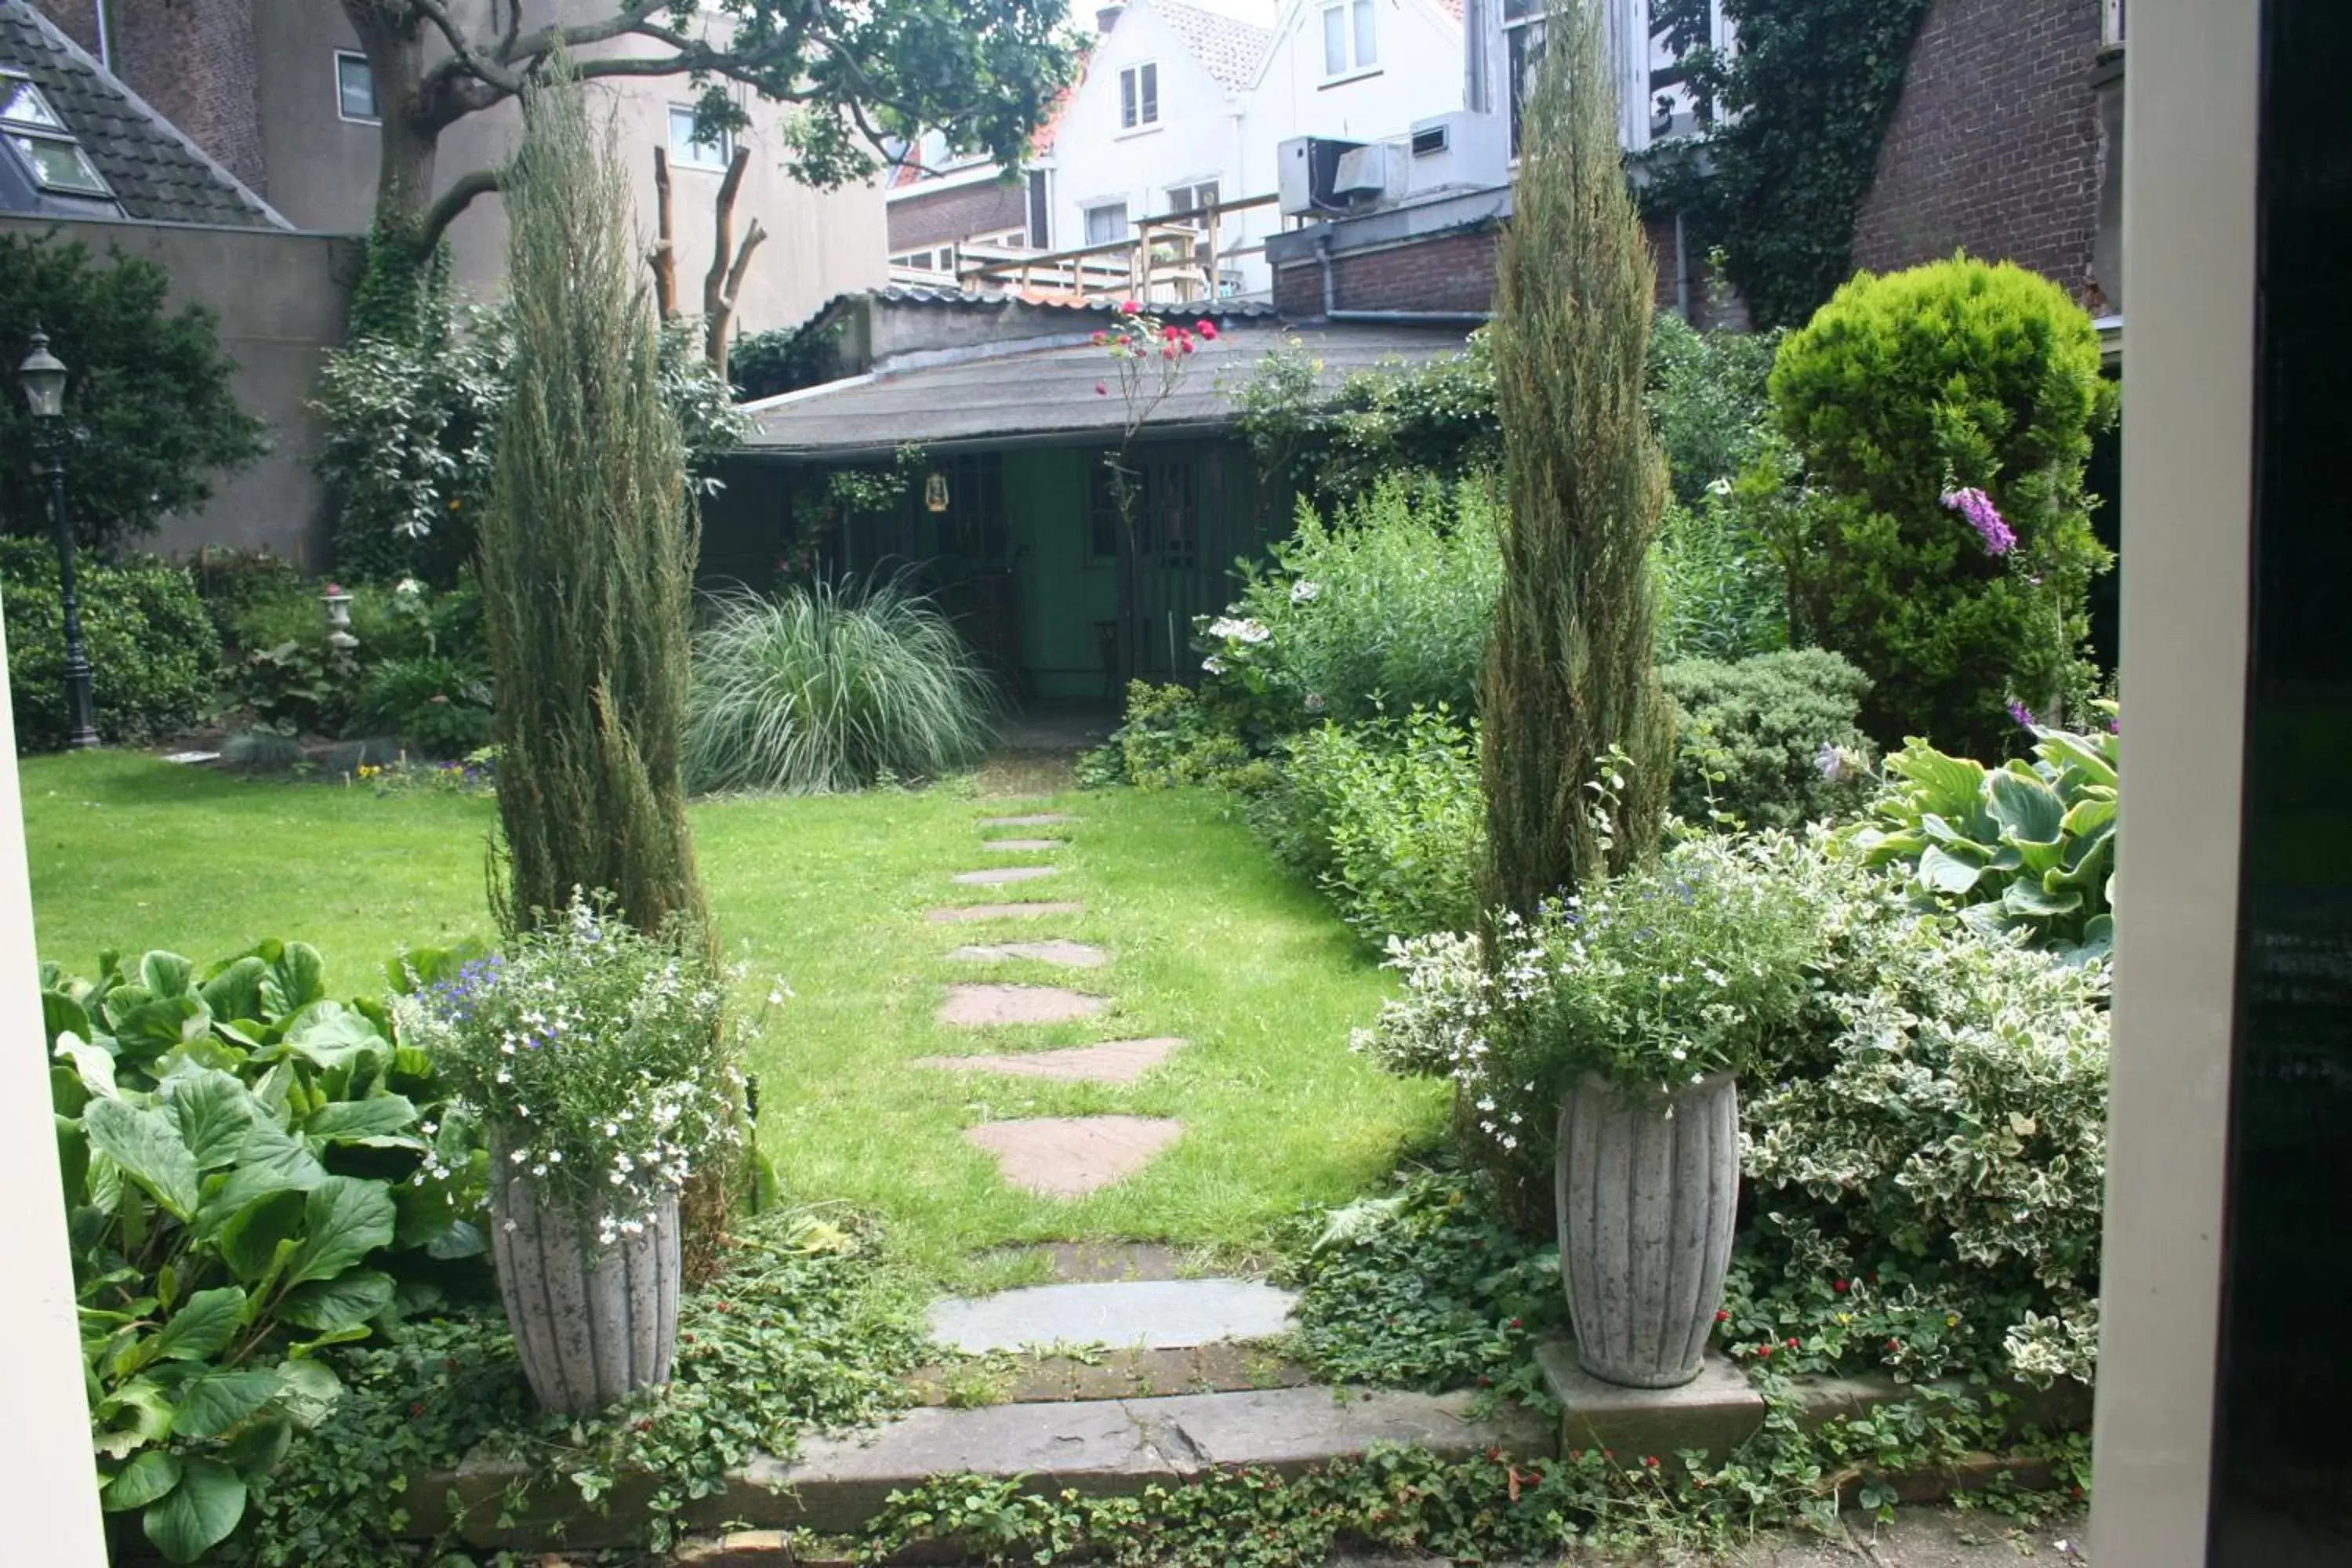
left=1647, top=311, right=1783, bottom=506
left=1233, top=331, right=1500, bottom=506
left=1663, top=648, right=1874, bottom=829
left=1768, top=256, right=2118, bottom=756
left=1654, top=494, right=1787, bottom=662
left=351, top=655, right=494, bottom=756
left=1849, top=709, right=2118, bottom=960
left=1200, top=479, right=1501, bottom=741
left=1251, top=708, right=1486, bottom=943
left=1083, top=680, right=1252, bottom=790
left=44, top=939, right=488, bottom=1562
left=0, top=539, right=219, bottom=750
left=684, top=579, right=1000, bottom=794
left=0, top=233, right=264, bottom=551
left=1738, top=903, right=2111, bottom=1388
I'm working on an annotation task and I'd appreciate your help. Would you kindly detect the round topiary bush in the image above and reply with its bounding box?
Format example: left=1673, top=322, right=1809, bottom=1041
left=1769, top=254, right=2117, bottom=757
left=1664, top=648, right=1874, bottom=830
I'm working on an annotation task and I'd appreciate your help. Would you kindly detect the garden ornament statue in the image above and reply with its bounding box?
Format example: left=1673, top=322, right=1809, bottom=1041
left=17, top=328, right=99, bottom=748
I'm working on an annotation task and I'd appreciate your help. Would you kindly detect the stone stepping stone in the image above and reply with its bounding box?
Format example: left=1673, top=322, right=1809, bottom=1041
left=954, top=865, right=1059, bottom=885
left=951, top=939, right=1106, bottom=968
left=927, top=901, right=1082, bottom=924
left=964, top=1116, right=1182, bottom=1196
left=938, top=985, right=1107, bottom=1026
left=916, top=1037, right=1185, bottom=1084
left=982, top=837, right=1065, bottom=851
left=981, top=813, right=1075, bottom=827
left=927, top=1277, right=1298, bottom=1355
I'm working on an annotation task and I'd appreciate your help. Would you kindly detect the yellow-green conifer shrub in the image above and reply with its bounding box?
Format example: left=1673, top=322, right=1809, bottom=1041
left=1768, top=255, right=2117, bottom=758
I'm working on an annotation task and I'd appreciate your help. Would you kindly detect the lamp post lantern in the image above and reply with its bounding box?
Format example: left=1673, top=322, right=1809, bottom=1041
left=17, top=331, right=98, bottom=750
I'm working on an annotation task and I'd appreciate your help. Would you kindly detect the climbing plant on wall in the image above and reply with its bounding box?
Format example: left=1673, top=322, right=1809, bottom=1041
left=1653, top=0, right=1936, bottom=329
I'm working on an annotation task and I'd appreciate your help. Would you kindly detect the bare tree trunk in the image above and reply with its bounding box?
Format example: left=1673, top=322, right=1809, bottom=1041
left=346, top=2, right=437, bottom=245
left=650, top=145, right=680, bottom=320
left=701, top=146, right=767, bottom=378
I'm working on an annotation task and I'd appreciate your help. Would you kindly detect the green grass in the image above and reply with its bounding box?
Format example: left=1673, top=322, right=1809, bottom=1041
left=23, top=753, right=1444, bottom=1287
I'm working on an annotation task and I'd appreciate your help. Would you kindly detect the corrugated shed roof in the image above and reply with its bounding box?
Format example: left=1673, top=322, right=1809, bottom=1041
left=0, top=0, right=286, bottom=228
left=1155, top=0, right=1276, bottom=92
left=746, top=319, right=1471, bottom=458
left=863, top=284, right=1280, bottom=317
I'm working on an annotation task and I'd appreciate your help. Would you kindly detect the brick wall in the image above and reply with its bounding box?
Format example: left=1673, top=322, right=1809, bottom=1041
left=25, top=0, right=100, bottom=56
left=1850, top=0, right=2109, bottom=304
left=887, top=180, right=1029, bottom=253
left=1272, top=227, right=1503, bottom=318
left=106, top=0, right=270, bottom=197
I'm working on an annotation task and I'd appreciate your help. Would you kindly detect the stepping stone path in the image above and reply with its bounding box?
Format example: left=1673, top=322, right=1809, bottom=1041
left=927, top=1278, right=1298, bottom=1354
left=979, top=813, right=1074, bottom=827
left=927, top=901, right=1081, bottom=923
left=916, top=1037, right=1185, bottom=1084
left=938, top=984, right=1106, bottom=1027
left=964, top=1116, right=1181, bottom=1196
left=952, top=938, right=1106, bottom=967
left=982, top=837, right=1065, bottom=851
left=953, top=865, right=1059, bottom=885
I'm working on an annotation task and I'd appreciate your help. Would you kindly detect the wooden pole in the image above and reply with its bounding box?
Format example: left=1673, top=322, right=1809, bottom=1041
left=649, top=144, right=679, bottom=320
left=702, top=145, right=768, bottom=377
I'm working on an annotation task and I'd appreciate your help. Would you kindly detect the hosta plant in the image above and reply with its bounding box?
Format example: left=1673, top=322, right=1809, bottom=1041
left=1849, top=705, right=2118, bottom=960
left=45, top=942, right=487, bottom=1563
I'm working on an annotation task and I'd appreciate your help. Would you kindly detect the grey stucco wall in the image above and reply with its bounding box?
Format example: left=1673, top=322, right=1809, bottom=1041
left=0, top=215, right=359, bottom=567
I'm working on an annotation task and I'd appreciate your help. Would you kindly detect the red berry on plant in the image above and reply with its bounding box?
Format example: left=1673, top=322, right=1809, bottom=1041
left=1834, top=1279, right=1849, bottom=1293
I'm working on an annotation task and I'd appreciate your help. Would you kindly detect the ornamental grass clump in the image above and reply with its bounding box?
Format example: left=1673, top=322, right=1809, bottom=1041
left=395, top=895, right=742, bottom=1247
left=684, top=579, right=1001, bottom=794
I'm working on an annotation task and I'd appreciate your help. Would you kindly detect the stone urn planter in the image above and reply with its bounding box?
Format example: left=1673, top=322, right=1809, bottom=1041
left=1555, top=1069, right=1740, bottom=1389
left=488, top=1144, right=681, bottom=1415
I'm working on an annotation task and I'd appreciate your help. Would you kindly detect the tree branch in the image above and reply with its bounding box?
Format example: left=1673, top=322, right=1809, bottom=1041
left=410, top=0, right=525, bottom=95
left=650, top=145, right=679, bottom=321
left=416, top=167, right=502, bottom=252
left=702, top=146, right=762, bottom=373
left=708, top=220, right=767, bottom=376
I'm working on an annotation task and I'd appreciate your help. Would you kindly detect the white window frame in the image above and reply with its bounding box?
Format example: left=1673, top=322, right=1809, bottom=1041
left=1083, top=199, right=1131, bottom=246
left=1, top=72, right=111, bottom=197
left=667, top=104, right=735, bottom=172
left=1118, top=61, right=1160, bottom=131
left=2102, top=0, right=2125, bottom=48
left=332, top=50, right=379, bottom=125
left=1163, top=180, right=1219, bottom=229
left=1321, top=0, right=1378, bottom=80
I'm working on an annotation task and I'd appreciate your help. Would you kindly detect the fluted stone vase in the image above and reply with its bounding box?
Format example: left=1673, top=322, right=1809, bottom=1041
left=1555, top=1069, right=1740, bottom=1389
left=488, top=1147, right=681, bottom=1415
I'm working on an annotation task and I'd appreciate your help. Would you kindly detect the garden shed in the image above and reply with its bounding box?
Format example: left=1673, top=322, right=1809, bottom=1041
left=702, top=289, right=1474, bottom=701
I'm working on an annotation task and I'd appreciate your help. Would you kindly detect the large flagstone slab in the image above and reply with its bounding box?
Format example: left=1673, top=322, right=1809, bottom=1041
left=926, top=901, right=1082, bottom=923
left=953, top=865, right=1060, bottom=885
left=964, top=1116, right=1182, bottom=1196
left=937, top=985, right=1107, bottom=1026
left=951, top=939, right=1106, bottom=967
left=927, top=1277, right=1297, bottom=1354
left=916, top=1037, right=1185, bottom=1083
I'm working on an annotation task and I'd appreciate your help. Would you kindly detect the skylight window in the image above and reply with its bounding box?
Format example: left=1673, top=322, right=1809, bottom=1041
left=1, top=71, right=112, bottom=197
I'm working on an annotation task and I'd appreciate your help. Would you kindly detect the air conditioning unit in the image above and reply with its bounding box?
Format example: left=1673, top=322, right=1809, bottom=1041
left=1277, top=135, right=1365, bottom=217
left=1405, top=110, right=1508, bottom=198
left=1331, top=143, right=1403, bottom=205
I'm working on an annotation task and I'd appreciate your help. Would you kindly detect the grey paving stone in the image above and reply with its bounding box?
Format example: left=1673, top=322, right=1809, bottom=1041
left=1137, top=1385, right=1555, bottom=1472
left=927, top=901, right=1083, bottom=923
left=965, top=1116, right=1183, bottom=1196
left=984, top=1241, right=1189, bottom=1282
left=950, top=939, right=1107, bottom=967
left=982, top=837, right=1066, bottom=851
left=954, top=865, right=1061, bottom=885
left=980, top=813, right=1076, bottom=826
left=916, top=1037, right=1185, bottom=1083
left=737, top=1401, right=1183, bottom=1534
left=927, top=1277, right=1299, bottom=1354
left=1536, top=1337, right=1766, bottom=1460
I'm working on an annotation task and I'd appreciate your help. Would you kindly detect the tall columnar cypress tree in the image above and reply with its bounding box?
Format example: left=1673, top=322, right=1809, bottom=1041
left=479, top=60, right=710, bottom=944
left=1479, top=0, right=1675, bottom=923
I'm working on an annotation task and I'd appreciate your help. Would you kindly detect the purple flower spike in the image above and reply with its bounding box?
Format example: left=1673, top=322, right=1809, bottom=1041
left=1941, top=487, right=2017, bottom=557
left=2007, top=699, right=2038, bottom=731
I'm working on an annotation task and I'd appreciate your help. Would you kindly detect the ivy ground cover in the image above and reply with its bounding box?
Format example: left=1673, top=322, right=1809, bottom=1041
left=24, top=752, right=1443, bottom=1287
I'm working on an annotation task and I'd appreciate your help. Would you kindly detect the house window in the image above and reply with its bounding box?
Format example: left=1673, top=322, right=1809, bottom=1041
left=1088, top=457, right=1198, bottom=569
left=1502, top=0, right=1547, bottom=155
left=1027, top=168, right=1052, bottom=246
left=932, top=454, right=1008, bottom=563
left=1164, top=181, right=1219, bottom=225
left=0, top=72, right=110, bottom=195
left=333, top=51, right=378, bottom=123
left=667, top=105, right=733, bottom=172
left=2103, top=0, right=2125, bottom=47
left=1083, top=201, right=1130, bottom=246
left=1119, top=61, right=1160, bottom=129
left=1322, top=0, right=1377, bottom=76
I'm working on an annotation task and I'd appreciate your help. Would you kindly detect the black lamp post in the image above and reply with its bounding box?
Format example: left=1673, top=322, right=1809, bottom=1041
left=17, top=330, right=98, bottom=749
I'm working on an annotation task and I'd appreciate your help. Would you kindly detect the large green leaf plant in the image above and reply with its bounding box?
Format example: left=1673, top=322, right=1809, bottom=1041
left=1849, top=706, right=2118, bottom=961
left=45, top=942, right=488, bottom=1562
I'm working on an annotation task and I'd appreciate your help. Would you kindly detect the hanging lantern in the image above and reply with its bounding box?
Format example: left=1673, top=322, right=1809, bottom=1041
left=924, top=471, right=950, bottom=513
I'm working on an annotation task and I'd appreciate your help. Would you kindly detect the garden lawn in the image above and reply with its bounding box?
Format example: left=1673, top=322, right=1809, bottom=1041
left=23, top=753, right=1443, bottom=1286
